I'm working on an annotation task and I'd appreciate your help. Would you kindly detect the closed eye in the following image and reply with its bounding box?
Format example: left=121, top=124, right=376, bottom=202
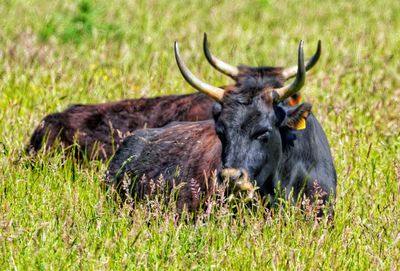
left=252, top=128, right=271, bottom=141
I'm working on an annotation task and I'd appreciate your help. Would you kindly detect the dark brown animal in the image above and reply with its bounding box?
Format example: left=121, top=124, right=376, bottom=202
left=106, top=120, right=221, bottom=211
left=27, top=93, right=213, bottom=160
left=106, top=41, right=336, bottom=218
left=27, top=34, right=320, bottom=160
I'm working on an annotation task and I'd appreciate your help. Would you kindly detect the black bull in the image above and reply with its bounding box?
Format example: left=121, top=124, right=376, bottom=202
left=27, top=34, right=320, bottom=160
left=105, top=41, right=337, bottom=218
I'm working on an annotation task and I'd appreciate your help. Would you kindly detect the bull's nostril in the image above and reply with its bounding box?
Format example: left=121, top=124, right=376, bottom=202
left=239, top=168, right=249, bottom=180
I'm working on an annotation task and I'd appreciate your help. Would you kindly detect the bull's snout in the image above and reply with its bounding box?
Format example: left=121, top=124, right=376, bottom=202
left=220, top=168, right=254, bottom=192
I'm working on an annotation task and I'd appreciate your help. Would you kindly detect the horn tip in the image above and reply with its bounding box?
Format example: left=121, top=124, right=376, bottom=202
left=298, top=40, right=304, bottom=59
left=203, top=33, right=208, bottom=47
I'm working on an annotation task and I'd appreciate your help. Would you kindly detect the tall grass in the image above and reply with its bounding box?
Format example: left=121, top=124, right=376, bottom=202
left=0, top=0, right=399, bottom=269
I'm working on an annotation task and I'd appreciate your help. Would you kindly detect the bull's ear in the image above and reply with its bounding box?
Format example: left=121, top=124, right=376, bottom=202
left=286, top=93, right=302, bottom=106
left=282, top=103, right=312, bottom=130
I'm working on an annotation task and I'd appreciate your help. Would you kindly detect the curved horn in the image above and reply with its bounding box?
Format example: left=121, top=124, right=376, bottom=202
left=282, top=40, right=321, bottom=79
left=203, top=33, right=239, bottom=78
left=174, top=41, right=225, bottom=101
left=273, top=41, right=305, bottom=102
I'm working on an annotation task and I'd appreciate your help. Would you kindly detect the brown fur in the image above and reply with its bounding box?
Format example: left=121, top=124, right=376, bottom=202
left=27, top=93, right=214, bottom=160
left=105, top=120, right=221, bottom=211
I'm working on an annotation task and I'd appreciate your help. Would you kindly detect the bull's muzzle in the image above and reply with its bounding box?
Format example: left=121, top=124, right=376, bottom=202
left=221, top=168, right=255, bottom=199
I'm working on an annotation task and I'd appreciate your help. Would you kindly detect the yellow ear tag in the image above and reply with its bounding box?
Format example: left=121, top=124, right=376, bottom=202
left=294, top=117, right=306, bottom=130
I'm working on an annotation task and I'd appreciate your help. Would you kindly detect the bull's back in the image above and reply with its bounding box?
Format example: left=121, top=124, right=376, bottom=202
left=27, top=93, right=214, bottom=160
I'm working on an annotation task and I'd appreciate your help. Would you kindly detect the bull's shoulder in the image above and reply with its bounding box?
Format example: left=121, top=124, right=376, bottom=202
left=105, top=120, right=220, bottom=185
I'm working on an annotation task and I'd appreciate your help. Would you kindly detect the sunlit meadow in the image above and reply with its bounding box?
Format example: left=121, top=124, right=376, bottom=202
left=0, top=0, right=399, bottom=269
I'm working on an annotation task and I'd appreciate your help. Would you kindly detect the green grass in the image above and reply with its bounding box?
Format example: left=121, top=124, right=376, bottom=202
left=1, top=0, right=400, bottom=269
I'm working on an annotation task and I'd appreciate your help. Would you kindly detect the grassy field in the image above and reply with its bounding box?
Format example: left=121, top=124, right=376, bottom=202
left=1, top=0, right=399, bottom=269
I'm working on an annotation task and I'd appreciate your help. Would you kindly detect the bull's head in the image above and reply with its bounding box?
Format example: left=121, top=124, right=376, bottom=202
left=175, top=40, right=312, bottom=194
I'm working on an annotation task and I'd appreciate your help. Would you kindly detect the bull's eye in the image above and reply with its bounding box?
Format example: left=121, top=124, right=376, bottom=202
left=252, top=128, right=272, bottom=142
left=257, top=132, right=270, bottom=141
